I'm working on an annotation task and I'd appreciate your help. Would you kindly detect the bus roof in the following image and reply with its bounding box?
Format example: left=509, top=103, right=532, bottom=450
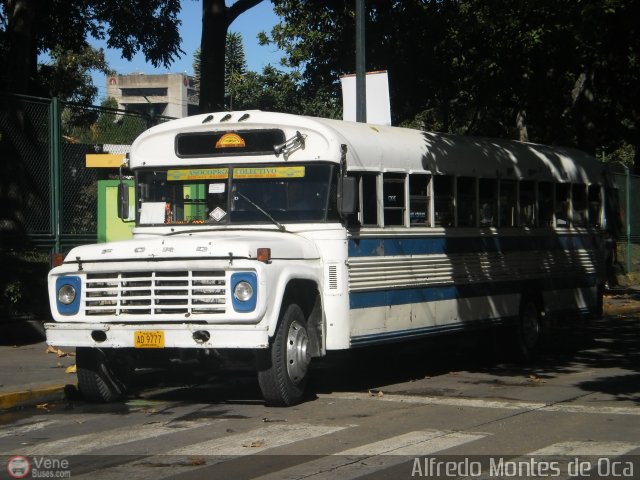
left=130, top=111, right=603, bottom=184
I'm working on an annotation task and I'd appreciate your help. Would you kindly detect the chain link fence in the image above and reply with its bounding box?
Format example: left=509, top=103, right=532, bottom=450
left=0, top=93, right=173, bottom=319
left=612, top=170, right=640, bottom=282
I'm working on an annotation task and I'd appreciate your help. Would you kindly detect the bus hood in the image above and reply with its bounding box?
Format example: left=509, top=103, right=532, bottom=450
left=60, top=231, right=319, bottom=264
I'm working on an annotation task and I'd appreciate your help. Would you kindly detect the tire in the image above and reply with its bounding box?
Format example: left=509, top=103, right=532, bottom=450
left=256, top=303, right=311, bottom=406
left=76, top=348, right=131, bottom=402
left=514, top=297, right=543, bottom=361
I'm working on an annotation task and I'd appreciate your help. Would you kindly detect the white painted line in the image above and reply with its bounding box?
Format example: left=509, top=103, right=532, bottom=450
left=0, top=419, right=60, bottom=439
left=321, top=392, right=640, bottom=416
left=2, top=419, right=227, bottom=455
left=529, top=440, right=639, bottom=457
left=73, top=423, right=349, bottom=480
left=252, top=429, right=488, bottom=480
left=166, top=422, right=347, bottom=456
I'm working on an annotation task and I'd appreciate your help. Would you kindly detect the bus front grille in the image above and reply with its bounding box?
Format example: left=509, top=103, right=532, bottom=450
left=84, top=270, right=226, bottom=316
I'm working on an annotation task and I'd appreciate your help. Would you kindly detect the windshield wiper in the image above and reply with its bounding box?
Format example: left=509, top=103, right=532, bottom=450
left=235, top=190, right=286, bottom=232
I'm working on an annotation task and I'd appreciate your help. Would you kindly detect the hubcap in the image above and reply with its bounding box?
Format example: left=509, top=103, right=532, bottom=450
left=286, top=320, right=310, bottom=384
left=521, top=303, right=540, bottom=350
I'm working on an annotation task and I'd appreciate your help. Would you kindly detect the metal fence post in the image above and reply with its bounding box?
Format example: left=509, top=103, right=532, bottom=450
left=49, top=97, right=62, bottom=254
left=625, top=164, right=631, bottom=275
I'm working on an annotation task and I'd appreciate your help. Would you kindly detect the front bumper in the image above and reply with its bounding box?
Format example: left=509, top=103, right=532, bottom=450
left=45, top=322, right=269, bottom=349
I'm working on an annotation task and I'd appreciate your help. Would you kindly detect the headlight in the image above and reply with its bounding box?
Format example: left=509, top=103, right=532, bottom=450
left=230, top=272, right=257, bottom=313
left=234, top=281, right=254, bottom=302
left=58, top=284, right=76, bottom=305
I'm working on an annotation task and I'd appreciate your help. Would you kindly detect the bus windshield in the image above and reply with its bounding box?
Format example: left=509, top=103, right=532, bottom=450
left=136, top=163, right=339, bottom=226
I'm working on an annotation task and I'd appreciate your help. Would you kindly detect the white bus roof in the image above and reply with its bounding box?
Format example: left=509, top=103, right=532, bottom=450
left=130, top=111, right=603, bottom=184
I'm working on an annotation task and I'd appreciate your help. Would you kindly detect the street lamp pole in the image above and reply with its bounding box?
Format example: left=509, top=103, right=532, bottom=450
left=355, top=0, right=366, bottom=123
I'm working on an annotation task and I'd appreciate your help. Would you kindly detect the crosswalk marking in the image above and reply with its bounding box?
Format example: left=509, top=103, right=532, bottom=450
left=529, top=440, right=639, bottom=457
left=2, top=419, right=227, bottom=456
left=166, top=423, right=347, bottom=456
left=321, top=392, right=640, bottom=416
left=252, top=429, right=488, bottom=480
left=0, top=419, right=60, bottom=439
left=73, top=423, right=349, bottom=480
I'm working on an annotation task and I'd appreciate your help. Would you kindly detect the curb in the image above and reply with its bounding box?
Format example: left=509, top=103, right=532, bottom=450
left=0, top=384, right=70, bottom=411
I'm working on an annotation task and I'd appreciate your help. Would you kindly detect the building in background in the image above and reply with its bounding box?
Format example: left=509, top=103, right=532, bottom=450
left=106, top=73, right=199, bottom=118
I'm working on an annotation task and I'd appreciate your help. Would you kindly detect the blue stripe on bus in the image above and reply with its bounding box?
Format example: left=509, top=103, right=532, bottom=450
left=347, top=235, right=598, bottom=257
left=349, top=276, right=598, bottom=309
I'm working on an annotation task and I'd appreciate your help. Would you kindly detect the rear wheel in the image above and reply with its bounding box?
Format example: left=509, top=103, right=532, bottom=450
left=514, top=297, right=543, bottom=361
left=76, top=348, right=132, bottom=402
left=256, top=303, right=311, bottom=406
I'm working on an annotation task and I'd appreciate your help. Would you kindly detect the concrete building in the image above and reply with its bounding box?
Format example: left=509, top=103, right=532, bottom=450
left=106, top=73, right=199, bottom=118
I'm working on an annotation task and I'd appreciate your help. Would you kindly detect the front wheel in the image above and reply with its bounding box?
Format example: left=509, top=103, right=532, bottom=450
left=76, top=348, right=132, bottom=402
left=256, top=303, right=311, bottom=406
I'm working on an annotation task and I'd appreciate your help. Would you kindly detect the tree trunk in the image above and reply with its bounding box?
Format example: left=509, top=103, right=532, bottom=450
left=516, top=109, right=529, bottom=142
left=3, top=0, right=38, bottom=94
left=199, top=0, right=229, bottom=113
left=198, top=0, right=264, bottom=114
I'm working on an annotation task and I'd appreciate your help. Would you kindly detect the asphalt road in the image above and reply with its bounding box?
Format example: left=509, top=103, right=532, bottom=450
left=1, top=314, right=639, bottom=479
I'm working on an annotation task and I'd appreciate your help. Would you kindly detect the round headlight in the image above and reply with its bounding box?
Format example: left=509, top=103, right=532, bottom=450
left=233, top=281, right=254, bottom=302
left=58, top=284, right=76, bottom=305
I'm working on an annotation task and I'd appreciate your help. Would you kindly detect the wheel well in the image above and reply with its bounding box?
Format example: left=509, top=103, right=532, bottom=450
left=282, top=280, right=323, bottom=357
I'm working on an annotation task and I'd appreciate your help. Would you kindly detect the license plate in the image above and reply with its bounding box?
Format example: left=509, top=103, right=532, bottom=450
left=134, top=330, right=165, bottom=348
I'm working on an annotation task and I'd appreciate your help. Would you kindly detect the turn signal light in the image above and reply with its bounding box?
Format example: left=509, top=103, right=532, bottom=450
left=52, top=253, right=65, bottom=267
left=257, top=248, right=271, bottom=263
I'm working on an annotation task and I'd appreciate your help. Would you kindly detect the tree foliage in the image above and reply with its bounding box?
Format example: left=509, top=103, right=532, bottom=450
left=265, top=0, right=640, bottom=169
left=0, top=0, right=183, bottom=102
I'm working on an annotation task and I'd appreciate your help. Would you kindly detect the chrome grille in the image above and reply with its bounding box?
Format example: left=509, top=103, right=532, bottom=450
left=84, top=270, right=226, bottom=316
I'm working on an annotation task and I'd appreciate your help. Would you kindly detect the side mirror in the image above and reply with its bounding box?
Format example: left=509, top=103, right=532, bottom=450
left=337, top=176, right=357, bottom=217
left=117, top=182, right=130, bottom=220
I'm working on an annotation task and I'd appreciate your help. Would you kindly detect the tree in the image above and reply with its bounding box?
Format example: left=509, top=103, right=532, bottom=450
left=0, top=0, right=183, bottom=100
left=38, top=45, right=114, bottom=105
left=265, top=1, right=639, bottom=169
left=198, top=0, right=264, bottom=113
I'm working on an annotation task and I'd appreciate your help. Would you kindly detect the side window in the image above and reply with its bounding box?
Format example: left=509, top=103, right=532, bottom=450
left=360, top=174, right=378, bottom=226
left=519, top=180, right=536, bottom=227
left=499, top=180, right=517, bottom=227
left=479, top=179, right=498, bottom=227
left=555, top=183, right=571, bottom=226
left=383, top=173, right=406, bottom=226
left=409, top=174, right=431, bottom=226
left=457, top=177, right=477, bottom=227
left=588, top=185, right=602, bottom=227
left=538, top=182, right=554, bottom=227
left=433, top=175, right=455, bottom=227
left=572, top=184, right=588, bottom=226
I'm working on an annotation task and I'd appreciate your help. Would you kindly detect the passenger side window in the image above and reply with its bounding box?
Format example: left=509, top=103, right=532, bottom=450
left=457, top=177, right=477, bottom=227
left=538, top=182, right=554, bottom=227
left=499, top=180, right=517, bottom=227
left=409, top=174, right=431, bottom=226
left=572, top=184, right=588, bottom=226
left=588, top=185, right=602, bottom=227
left=433, top=175, right=455, bottom=227
left=383, top=173, right=406, bottom=226
left=555, top=184, right=571, bottom=226
left=519, top=181, right=536, bottom=227
left=359, top=174, right=379, bottom=226
left=479, top=179, right=498, bottom=227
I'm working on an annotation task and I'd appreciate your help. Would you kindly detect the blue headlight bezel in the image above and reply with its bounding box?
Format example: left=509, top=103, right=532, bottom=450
left=231, top=272, right=257, bottom=313
left=56, top=276, right=81, bottom=315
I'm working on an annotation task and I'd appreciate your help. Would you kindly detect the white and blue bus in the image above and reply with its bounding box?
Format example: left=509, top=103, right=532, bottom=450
left=46, top=111, right=610, bottom=406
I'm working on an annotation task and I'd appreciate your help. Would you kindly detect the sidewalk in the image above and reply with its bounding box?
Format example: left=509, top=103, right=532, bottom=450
left=0, top=321, right=76, bottom=410
left=2, top=289, right=640, bottom=411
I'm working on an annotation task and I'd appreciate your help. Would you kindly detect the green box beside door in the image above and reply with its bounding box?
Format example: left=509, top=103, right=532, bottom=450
left=97, top=180, right=135, bottom=243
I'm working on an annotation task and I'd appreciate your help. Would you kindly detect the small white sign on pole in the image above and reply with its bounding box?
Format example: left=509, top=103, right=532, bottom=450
left=340, top=70, right=391, bottom=125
